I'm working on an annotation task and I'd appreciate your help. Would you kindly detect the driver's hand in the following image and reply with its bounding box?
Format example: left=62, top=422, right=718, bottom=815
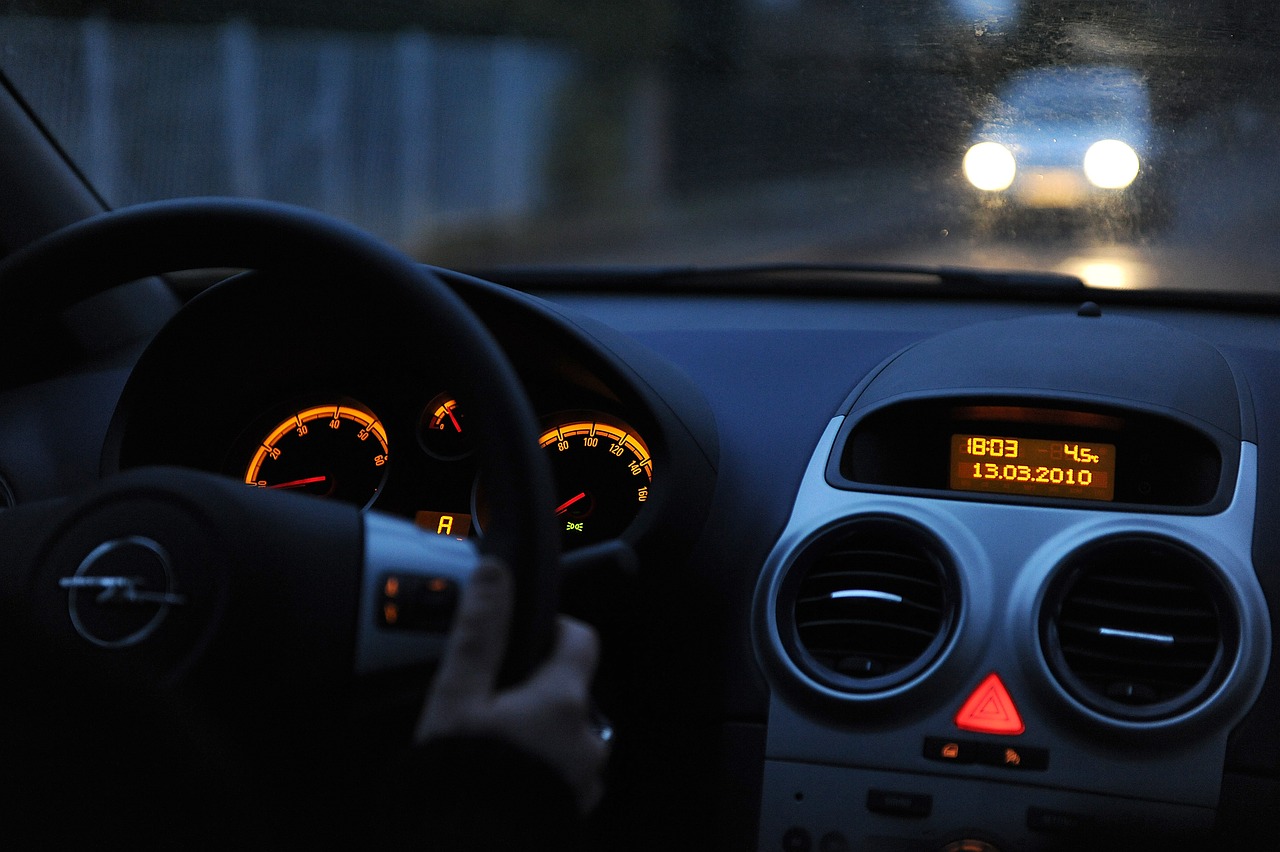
left=414, top=558, right=609, bottom=814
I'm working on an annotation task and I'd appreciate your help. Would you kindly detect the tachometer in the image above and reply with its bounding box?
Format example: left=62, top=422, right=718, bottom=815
left=244, top=401, right=389, bottom=508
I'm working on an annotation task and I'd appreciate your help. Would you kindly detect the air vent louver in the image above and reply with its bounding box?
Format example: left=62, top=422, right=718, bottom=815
left=782, top=519, right=956, bottom=692
left=1041, top=537, right=1236, bottom=721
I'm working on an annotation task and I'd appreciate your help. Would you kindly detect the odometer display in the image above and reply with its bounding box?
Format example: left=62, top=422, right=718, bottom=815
left=950, top=434, right=1116, bottom=501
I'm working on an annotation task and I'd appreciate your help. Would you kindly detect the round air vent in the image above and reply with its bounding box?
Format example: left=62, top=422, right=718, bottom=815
left=1040, top=536, right=1238, bottom=722
left=778, top=518, right=958, bottom=693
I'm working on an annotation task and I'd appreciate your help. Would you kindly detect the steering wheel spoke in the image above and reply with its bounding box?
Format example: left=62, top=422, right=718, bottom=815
left=356, top=511, right=480, bottom=676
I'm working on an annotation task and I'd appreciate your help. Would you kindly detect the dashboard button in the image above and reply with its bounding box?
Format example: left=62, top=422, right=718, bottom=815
left=377, top=573, right=458, bottom=632
left=923, top=736, right=976, bottom=764
left=1027, top=806, right=1095, bottom=834
left=866, top=789, right=932, bottom=818
left=924, top=737, right=1048, bottom=770
left=954, top=672, right=1025, bottom=735
left=975, top=743, right=1049, bottom=771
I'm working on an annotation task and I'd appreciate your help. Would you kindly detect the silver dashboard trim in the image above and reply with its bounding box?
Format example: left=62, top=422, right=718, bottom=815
left=1097, top=626, right=1176, bottom=645
left=829, top=589, right=903, bottom=603
left=753, top=415, right=1271, bottom=816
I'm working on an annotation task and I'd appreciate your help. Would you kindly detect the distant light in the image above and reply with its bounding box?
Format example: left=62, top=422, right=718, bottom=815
left=963, top=142, right=1016, bottom=191
left=1060, top=255, right=1157, bottom=291
left=1077, top=262, right=1128, bottom=288
left=1083, top=140, right=1140, bottom=189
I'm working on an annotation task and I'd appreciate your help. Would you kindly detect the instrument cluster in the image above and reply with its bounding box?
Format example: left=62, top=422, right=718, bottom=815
left=232, top=392, right=654, bottom=549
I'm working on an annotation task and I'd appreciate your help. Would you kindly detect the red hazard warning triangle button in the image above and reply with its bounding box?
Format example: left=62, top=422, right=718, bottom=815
left=954, top=672, right=1025, bottom=735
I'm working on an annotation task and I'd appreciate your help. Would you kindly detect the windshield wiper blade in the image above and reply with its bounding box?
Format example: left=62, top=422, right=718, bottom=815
left=473, top=262, right=1088, bottom=299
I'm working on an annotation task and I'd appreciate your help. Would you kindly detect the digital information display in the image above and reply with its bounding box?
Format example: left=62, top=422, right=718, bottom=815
left=950, top=435, right=1116, bottom=501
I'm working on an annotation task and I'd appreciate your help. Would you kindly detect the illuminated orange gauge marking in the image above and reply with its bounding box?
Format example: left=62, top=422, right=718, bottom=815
left=244, top=402, right=389, bottom=508
left=430, top=398, right=463, bottom=433
left=528, top=417, right=654, bottom=548
left=419, top=393, right=471, bottom=459
left=537, top=421, right=654, bottom=481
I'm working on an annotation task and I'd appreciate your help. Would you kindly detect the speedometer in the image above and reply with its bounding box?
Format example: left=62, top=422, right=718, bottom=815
left=471, top=412, right=654, bottom=548
left=539, top=415, right=653, bottom=547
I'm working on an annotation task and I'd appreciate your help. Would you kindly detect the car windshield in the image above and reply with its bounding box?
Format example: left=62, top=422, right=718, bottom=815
left=2, top=1, right=1278, bottom=294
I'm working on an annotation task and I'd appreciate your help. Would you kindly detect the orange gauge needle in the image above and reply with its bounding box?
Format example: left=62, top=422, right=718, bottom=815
left=554, top=492, right=587, bottom=515
left=268, top=475, right=329, bottom=490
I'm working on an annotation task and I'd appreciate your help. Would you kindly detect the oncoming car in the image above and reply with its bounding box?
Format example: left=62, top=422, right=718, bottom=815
left=963, top=66, right=1155, bottom=226
left=1, top=2, right=1279, bottom=851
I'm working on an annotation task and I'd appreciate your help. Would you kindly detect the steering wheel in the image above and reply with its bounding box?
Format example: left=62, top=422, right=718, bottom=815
left=0, top=199, right=560, bottom=763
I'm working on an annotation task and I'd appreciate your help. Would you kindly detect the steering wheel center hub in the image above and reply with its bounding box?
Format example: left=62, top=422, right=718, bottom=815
left=60, top=535, right=184, bottom=648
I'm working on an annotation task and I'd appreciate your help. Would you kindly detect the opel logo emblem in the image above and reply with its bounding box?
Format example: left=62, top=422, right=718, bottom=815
left=57, top=536, right=187, bottom=648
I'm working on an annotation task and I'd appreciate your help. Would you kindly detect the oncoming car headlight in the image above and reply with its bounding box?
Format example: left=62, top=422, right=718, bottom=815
left=1083, top=139, right=1140, bottom=189
left=962, top=142, right=1016, bottom=191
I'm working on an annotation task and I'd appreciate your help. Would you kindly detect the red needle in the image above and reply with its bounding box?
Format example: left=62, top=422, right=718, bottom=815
left=268, top=475, right=328, bottom=490
left=446, top=408, right=462, bottom=433
left=554, top=492, right=587, bottom=515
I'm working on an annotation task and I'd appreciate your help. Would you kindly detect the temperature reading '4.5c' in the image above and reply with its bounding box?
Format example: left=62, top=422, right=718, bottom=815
left=1062, top=444, right=1099, bottom=464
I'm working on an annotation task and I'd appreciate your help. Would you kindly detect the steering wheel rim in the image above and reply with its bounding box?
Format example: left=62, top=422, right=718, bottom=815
left=0, top=197, right=560, bottom=683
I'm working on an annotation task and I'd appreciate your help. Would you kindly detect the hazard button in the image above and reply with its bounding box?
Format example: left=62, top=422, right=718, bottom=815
left=954, top=672, right=1025, bottom=735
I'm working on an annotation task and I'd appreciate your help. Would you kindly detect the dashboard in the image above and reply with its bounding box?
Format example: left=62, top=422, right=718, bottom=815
left=5, top=259, right=1280, bottom=851
left=466, top=283, right=1280, bottom=851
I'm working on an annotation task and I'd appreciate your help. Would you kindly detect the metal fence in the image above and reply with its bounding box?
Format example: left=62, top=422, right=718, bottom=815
left=2, top=15, right=575, bottom=245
